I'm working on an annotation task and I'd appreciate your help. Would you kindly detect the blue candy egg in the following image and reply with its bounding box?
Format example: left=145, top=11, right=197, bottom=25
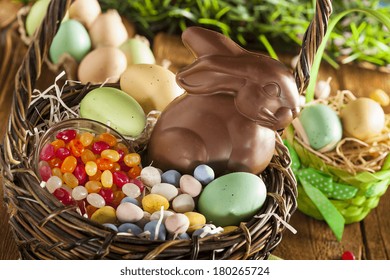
left=193, top=164, right=215, bottom=185
left=103, top=223, right=118, bottom=232
left=120, top=196, right=140, bottom=206
left=118, top=223, right=143, bottom=235
left=161, top=170, right=182, bottom=187
left=144, top=220, right=167, bottom=241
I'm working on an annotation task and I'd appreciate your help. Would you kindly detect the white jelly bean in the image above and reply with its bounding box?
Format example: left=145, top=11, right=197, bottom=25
left=165, top=213, right=190, bottom=234
left=46, top=176, right=63, bottom=193
left=140, top=166, right=161, bottom=187
left=172, top=194, right=195, bottom=213
left=87, top=193, right=105, bottom=208
left=72, top=186, right=88, bottom=200
left=116, top=202, right=144, bottom=223
left=122, top=182, right=141, bottom=198
left=151, top=182, right=179, bottom=201
left=180, top=174, right=202, bottom=197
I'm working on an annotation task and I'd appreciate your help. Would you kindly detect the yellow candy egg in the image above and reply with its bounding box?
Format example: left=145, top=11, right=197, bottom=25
left=184, top=212, right=206, bottom=233
left=90, top=206, right=117, bottom=224
left=142, top=194, right=169, bottom=213
left=369, top=89, right=390, bottom=107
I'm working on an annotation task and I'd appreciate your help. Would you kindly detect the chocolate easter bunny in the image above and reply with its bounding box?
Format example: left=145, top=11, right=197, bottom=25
left=147, top=26, right=300, bottom=176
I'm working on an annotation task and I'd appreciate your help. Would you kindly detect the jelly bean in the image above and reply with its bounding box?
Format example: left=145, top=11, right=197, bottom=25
left=55, top=147, right=71, bottom=160
left=63, top=172, right=79, bottom=188
left=150, top=210, right=174, bottom=223
left=85, top=161, right=98, bottom=176
left=124, top=153, right=141, bottom=167
left=115, top=142, right=129, bottom=154
left=165, top=213, right=190, bottom=234
left=51, top=167, right=63, bottom=181
left=39, top=143, right=55, bottom=161
left=74, top=164, right=87, bottom=185
left=101, top=149, right=120, bottom=162
left=111, top=190, right=126, bottom=208
left=193, top=164, right=215, bottom=185
left=103, top=223, right=118, bottom=232
left=101, top=170, right=113, bottom=188
left=99, top=188, right=114, bottom=204
left=128, top=178, right=144, bottom=192
left=87, top=193, right=105, bottom=208
left=116, top=202, right=144, bottom=223
left=180, top=175, right=202, bottom=197
left=56, top=129, right=77, bottom=143
left=98, top=132, right=117, bottom=147
left=144, top=220, right=166, bottom=241
left=81, top=149, right=96, bottom=163
left=128, top=165, right=142, bottom=179
left=116, top=149, right=125, bottom=162
left=46, top=175, right=63, bottom=193
left=122, top=183, right=141, bottom=198
left=50, top=139, right=66, bottom=151
left=53, top=187, right=73, bottom=205
left=89, top=169, right=102, bottom=182
left=72, top=186, right=88, bottom=200
left=79, top=131, right=94, bottom=147
left=140, top=166, right=161, bottom=187
left=111, top=162, right=121, bottom=172
left=90, top=206, right=117, bottom=224
left=68, top=139, right=85, bottom=157
left=61, top=155, right=77, bottom=173
left=39, top=164, right=52, bottom=182
left=117, top=223, right=142, bottom=235
left=151, top=183, right=179, bottom=201
left=48, top=157, right=63, bottom=168
left=85, top=180, right=102, bottom=193
left=92, top=141, right=110, bottom=154
left=76, top=199, right=87, bottom=217
left=184, top=212, right=206, bottom=233
left=142, top=194, right=169, bottom=213
left=342, top=251, right=356, bottom=260
left=172, top=194, right=195, bottom=213
left=112, top=171, right=129, bottom=188
left=86, top=204, right=98, bottom=218
left=96, top=157, right=114, bottom=171
left=161, top=170, right=181, bottom=187
left=120, top=196, right=140, bottom=206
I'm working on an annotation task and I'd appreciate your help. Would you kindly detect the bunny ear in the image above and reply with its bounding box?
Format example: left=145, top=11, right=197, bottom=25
left=182, top=26, right=246, bottom=58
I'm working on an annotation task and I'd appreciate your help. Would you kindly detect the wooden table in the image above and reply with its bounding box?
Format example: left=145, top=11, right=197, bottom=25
left=1, top=0, right=389, bottom=260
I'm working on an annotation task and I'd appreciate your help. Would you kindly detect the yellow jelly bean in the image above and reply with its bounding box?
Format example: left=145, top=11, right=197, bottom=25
left=142, top=194, right=169, bottom=213
left=184, top=212, right=206, bottom=233
left=90, top=206, right=117, bottom=224
left=101, top=149, right=120, bottom=162
left=79, top=132, right=94, bottom=147
left=85, top=161, right=98, bottom=176
left=63, top=172, right=79, bottom=188
left=369, top=89, right=390, bottom=106
left=101, top=170, right=113, bottom=188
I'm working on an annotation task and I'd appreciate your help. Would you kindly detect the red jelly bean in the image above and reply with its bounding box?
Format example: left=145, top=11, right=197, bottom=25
left=39, top=165, right=52, bottom=182
left=74, top=164, right=87, bottom=186
left=112, top=171, right=130, bottom=188
left=117, top=149, right=125, bottom=162
left=55, top=147, right=71, bottom=160
left=99, top=188, right=114, bottom=204
left=40, top=143, right=55, bottom=161
left=92, top=141, right=110, bottom=154
left=56, top=129, right=77, bottom=143
left=129, top=178, right=144, bottom=192
left=118, top=161, right=131, bottom=172
left=53, top=187, right=73, bottom=205
left=342, top=251, right=355, bottom=260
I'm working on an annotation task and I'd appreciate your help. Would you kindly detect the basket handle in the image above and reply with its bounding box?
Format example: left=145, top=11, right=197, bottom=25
left=294, top=0, right=333, bottom=95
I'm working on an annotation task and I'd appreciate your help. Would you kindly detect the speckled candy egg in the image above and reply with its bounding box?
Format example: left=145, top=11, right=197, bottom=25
left=142, top=194, right=169, bottom=213
left=179, top=175, right=202, bottom=197
left=90, top=206, right=117, bottom=224
left=161, top=170, right=181, bottom=187
left=140, top=166, right=161, bottom=187
left=165, top=213, right=190, bottom=234
left=116, top=202, right=144, bottom=223
left=151, top=183, right=179, bottom=201
left=144, top=220, right=166, bottom=241
left=172, top=194, right=195, bottom=213
left=118, top=223, right=143, bottom=235
left=198, top=172, right=267, bottom=227
left=193, top=164, right=215, bottom=185
left=120, top=38, right=156, bottom=65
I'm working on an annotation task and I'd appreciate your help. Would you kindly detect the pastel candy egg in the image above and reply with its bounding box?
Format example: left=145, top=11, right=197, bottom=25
left=25, top=0, right=51, bottom=36
left=165, top=213, right=190, bottom=234
left=90, top=206, right=117, bottom=224
left=116, top=202, right=144, bottom=223
left=118, top=223, right=143, bottom=235
left=176, top=232, right=191, bottom=240
left=198, top=172, right=267, bottom=227
left=140, top=166, right=161, bottom=187
left=49, top=19, right=91, bottom=64
left=161, top=170, right=181, bottom=187
left=136, top=211, right=151, bottom=228
left=298, top=104, right=342, bottom=152
left=179, top=175, right=202, bottom=197
left=144, top=220, right=166, bottom=241
left=142, top=194, right=169, bottom=213
left=120, top=196, right=140, bottom=206
left=119, top=38, right=156, bottom=65
left=184, top=212, right=206, bottom=233
left=193, top=164, right=215, bottom=185
left=103, top=223, right=118, bottom=232
left=150, top=210, right=174, bottom=223
left=151, top=183, right=179, bottom=201
left=172, top=194, right=195, bottom=213
left=79, top=87, right=146, bottom=137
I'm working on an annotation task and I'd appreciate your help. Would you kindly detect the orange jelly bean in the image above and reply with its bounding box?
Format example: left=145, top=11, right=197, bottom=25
left=68, top=139, right=85, bottom=157
left=128, top=165, right=142, bottom=179
left=111, top=162, right=121, bottom=172
left=89, top=169, right=102, bottom=182
left=101, top=149, right=120, bottom=162
left=48, top=157, right=63, bottom=168
left=51, top=167, right=63, bottom=181
left=63, top=172, right=79, bottom=188
left=98, top=133, right=117, bottom=147
left=81, top=149, right=96, bottom=163
left=79, top=132, right=94, bottom=147
left=96, top=157, right=114, bottom=171
left=124, top=153, right=141, bottom=167
left=85, top=180, right=103, bottom=193
left=115, top=142, right=129, bottom=154
left=61, top=156, right=77, bottom=173
left=86, top=205, right=98, bottom=218
left=101, top=170, right=113, bottom=188
left=51, top=139, right=66, bottom=151
left=111, top=191, right=126, bottom=208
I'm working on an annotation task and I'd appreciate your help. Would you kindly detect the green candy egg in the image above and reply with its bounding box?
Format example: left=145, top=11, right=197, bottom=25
left=79, top=87, right=146, bottom=137
left=299, top=104, right=342, bottom=152
left=25, top=0, right=51, bottom=36
left=49, top=19, right=91, bottom=64
left=119, top=38, right=156, bottom=65
left=198, top=172, right=267, bottom=227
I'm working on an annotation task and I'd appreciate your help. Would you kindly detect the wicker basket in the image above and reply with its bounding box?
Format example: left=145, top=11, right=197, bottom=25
left=0, top=0, right=332, bottom=259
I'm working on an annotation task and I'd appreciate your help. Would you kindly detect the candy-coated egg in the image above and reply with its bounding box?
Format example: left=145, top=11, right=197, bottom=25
left=78, top=47, right=127, bottom=84
left=120, top=38, right=156, bottom=65
left=161, top=170, right=181, bottom=187
left=120, top=64, right=184, bottom=114
left=172, top=194, right=195, bottom=213
left=223, top=226, right=239, bottom=233
left=193, top=164, right=215, bottom=185
left=198, top=172, right=267, bottom=227
left=140, top=166, right=161, bottom=187
left=49, top=19, right=91, bottom=64
left=369, top=89, right=390, bottom=106
left=184, top=212, right=206, bottom=233
left=341, top=97, right=385, bottom=141
left=68, top=0, right=101, bottom=28
left=25, top=0, right=51, bottom=36
left=150, top=210, right=174, bottom=223
left=298, top=104, right=342, bottom=152
left=142, top=194, right=169, bottom=213
left=116, top=202, right=144, bottom=223
left=120, top=196, right=140, bottom=206
left=136, top=211, right=151, bottom=228
left=103, top=223, right=118, bottom=232
left=151, top=183, right=179, bottom=201
left=144, top=220, right=166, bottom=241
left=90, top=206, right=117, bottom=224
left=79, top=87, right=146, bottom=137
left=179, top=175, right=202, bottom=197
left=118, top=223, right=143, bottom=235
left=89, top=9, right=128, bottom=48
left=165, top=213, right=190, bottom=234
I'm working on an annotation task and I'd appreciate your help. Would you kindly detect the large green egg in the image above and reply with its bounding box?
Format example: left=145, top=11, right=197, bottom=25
left=197, top=172, right=267, bottom=227
left=79, top=87, right=146, bottom=137
left=25, top=0, right=51, bottom=36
